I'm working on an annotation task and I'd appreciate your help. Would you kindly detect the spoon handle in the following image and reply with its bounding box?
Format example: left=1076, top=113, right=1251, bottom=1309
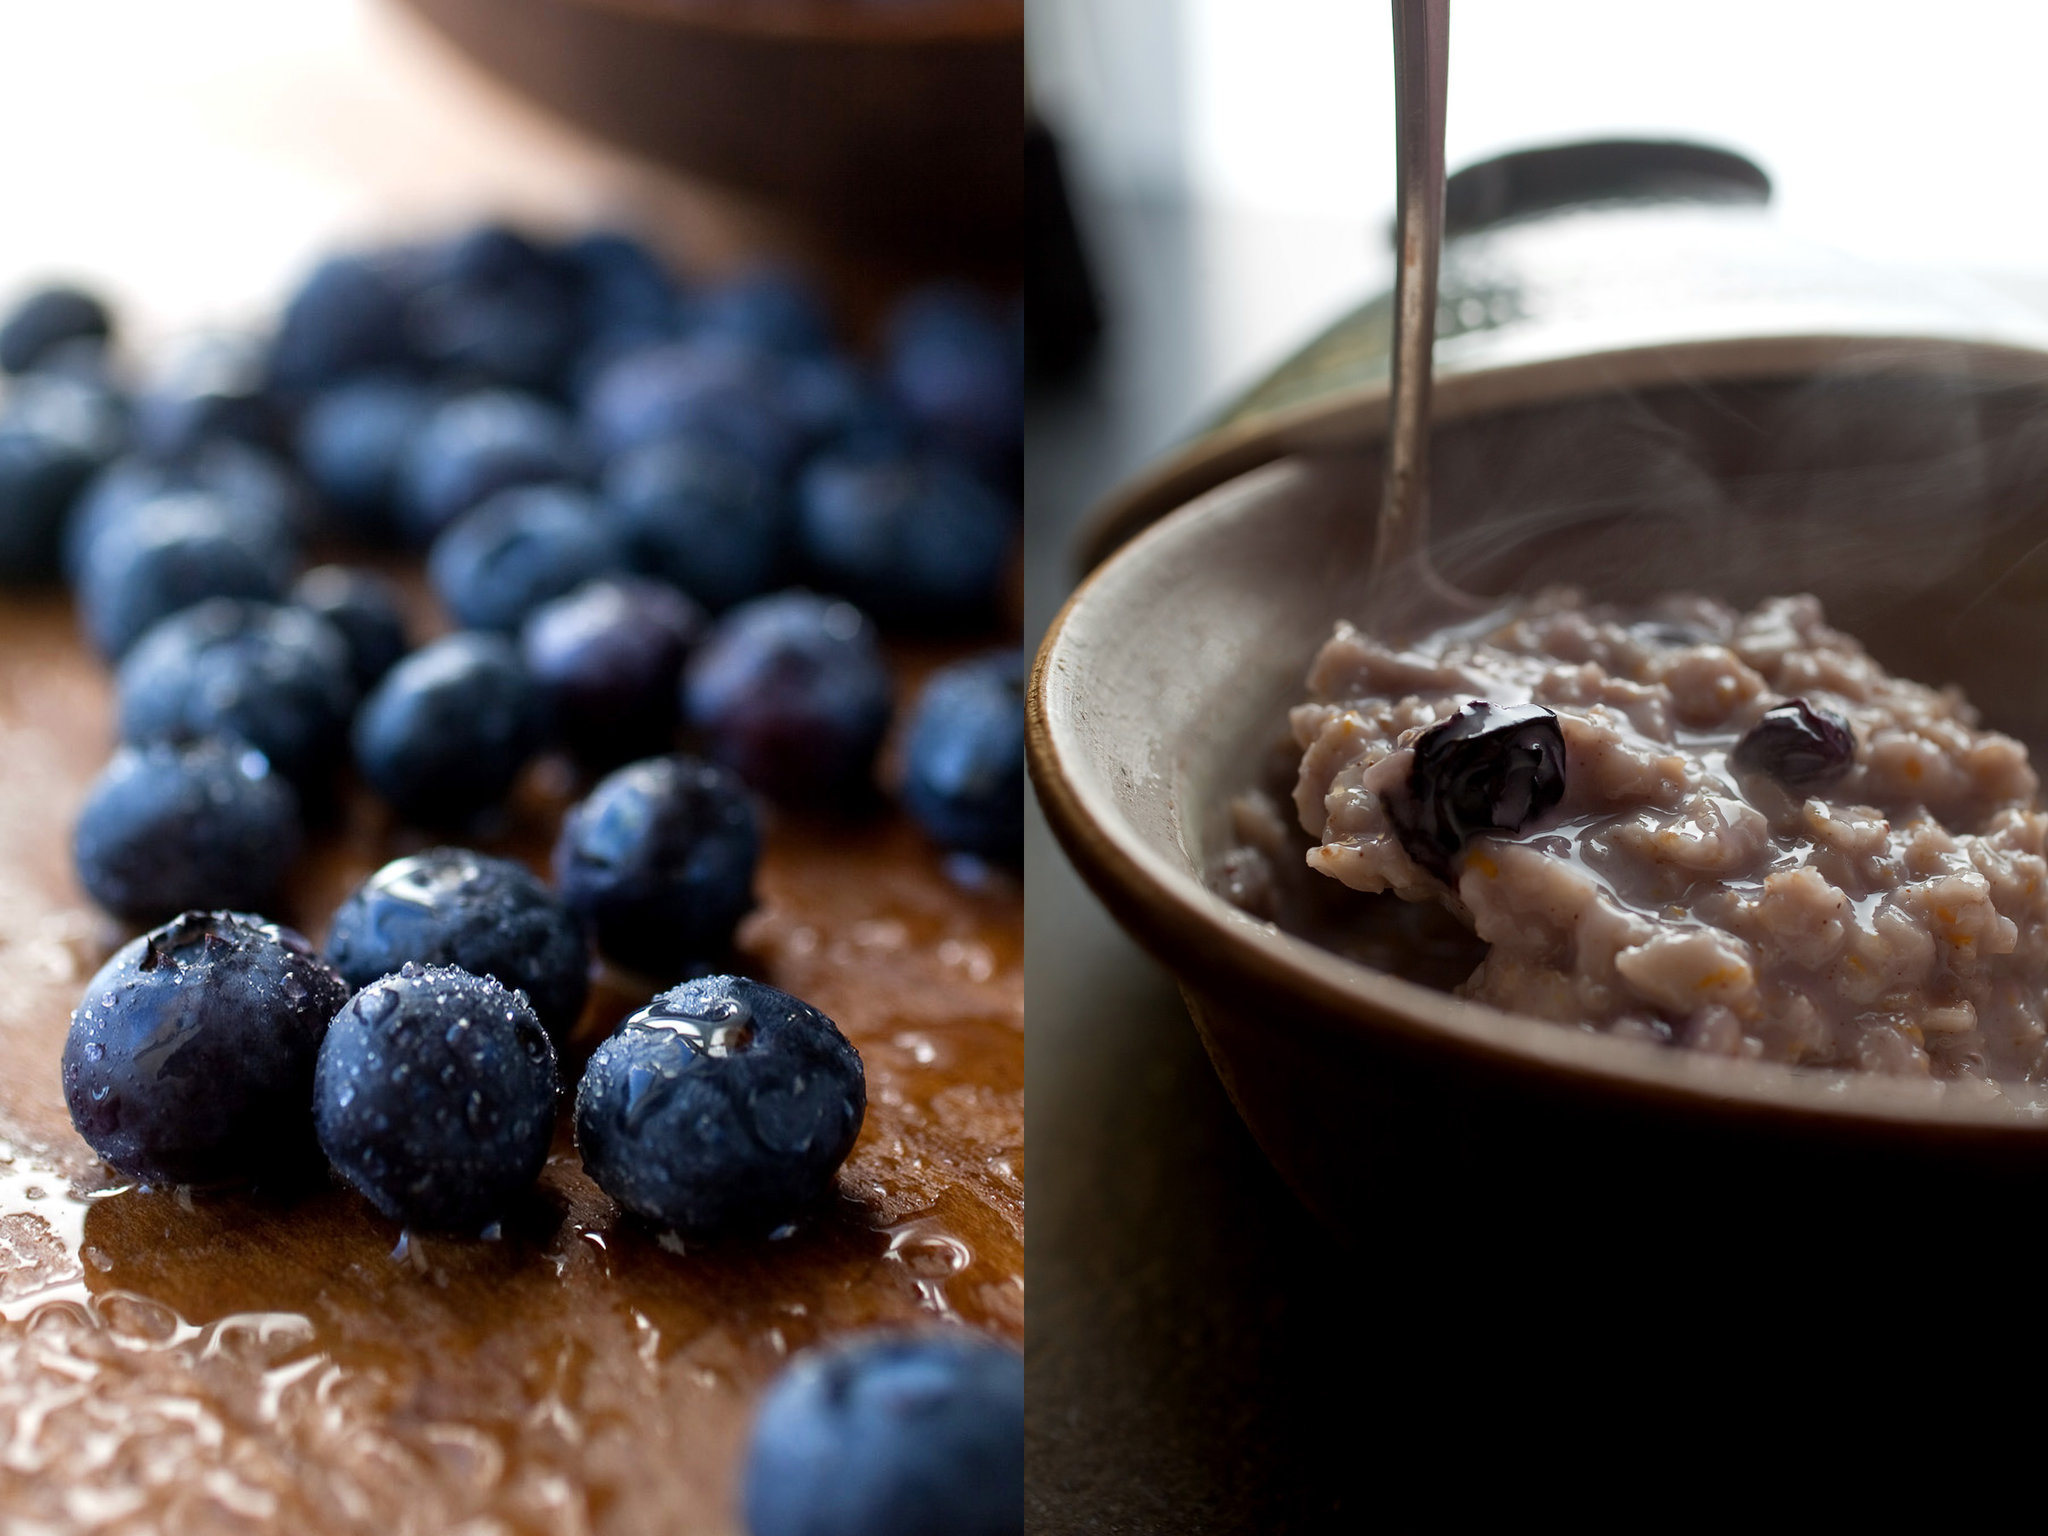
left=1373, top=0, right=1454, bottom=621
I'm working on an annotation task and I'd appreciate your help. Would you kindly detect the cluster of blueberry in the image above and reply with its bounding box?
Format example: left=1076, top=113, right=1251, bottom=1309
left=2, top=224, right=1022, bottom=1535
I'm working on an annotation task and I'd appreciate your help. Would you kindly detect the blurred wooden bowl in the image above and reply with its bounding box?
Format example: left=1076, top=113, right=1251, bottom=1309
left=394, top=0, right=1023, bottom=255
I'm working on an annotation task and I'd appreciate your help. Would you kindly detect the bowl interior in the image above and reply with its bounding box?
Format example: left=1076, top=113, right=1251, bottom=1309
left=1038, top=344, right=2048, bottom=1125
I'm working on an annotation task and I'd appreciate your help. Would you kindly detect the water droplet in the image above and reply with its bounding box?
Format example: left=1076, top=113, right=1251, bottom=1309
left=356, top=986, right=399, bottom=1025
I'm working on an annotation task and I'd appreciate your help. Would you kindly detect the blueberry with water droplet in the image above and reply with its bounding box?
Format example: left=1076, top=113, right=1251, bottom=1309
left=314, top=964, right=559, bottom=1232
left=744, top=1331, right=1024, bottom=1536
left=324, top=847, right=589, bottom=1043
left=61, top=910, right=349, bottom=1186
left=1393, top=701, right=1567, bottom=878
left=574, top=974, right=863, bottom=1238
left=1731, top=697, right=1855, bottom=793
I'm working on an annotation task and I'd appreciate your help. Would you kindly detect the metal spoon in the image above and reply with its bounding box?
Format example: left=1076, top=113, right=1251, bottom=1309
left=1370, top=0, right=1482, bottom=635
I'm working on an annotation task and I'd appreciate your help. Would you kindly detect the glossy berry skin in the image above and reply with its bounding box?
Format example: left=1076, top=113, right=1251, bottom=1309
left=352, top=631, right=540, bottom=827
left=1394, top=701, right=1567, bottom=879
left=0, top=284, right=112, bottom=375
left=72, top=738, right=302, bottom=925
left=901, top=651, right=1024, bottom=862
left=883, top=283, right=1022, bottom=465
left=573, top=974, right=863, bottom=1236
left=551, top=756, right=758, bottom=976
left=291, top=565, right=410, bottom=691
left=581, top=340, right=800, bottom=473
left=325, top=848, right=589, bottom=1044
left=131, top=333, right=280, bottom=461
left=796, top=454, right=1014, bottom=629
left=599, top=433, right=787, bottom=612
left=266, top=251, right=414, bottom=395
left=295, top=378, right=433, bottom=544
left=314, top=963, right=560, bottom=1231
left=682, top=591, right=893, bottom=804
left=394, top=390, right=579, bottom=547
left=428, top=483, right=624, bottom=633
left=117, top=600, right=357, bottom=795
left=404, top=223, right=577, bottom=393
left=1732, top=698, right=1856, bottom=792
left=744, top=1332, right=1025, bottom=1536
left=63, top=910, right=349, bottom=1186
left=64, top=440, right=306, bottom=584
left=521, top=577, right=705, bottom=767
left=77, top=492, right=293, bottom=660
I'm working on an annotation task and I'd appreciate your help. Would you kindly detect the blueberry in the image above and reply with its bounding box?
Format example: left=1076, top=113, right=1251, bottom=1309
left=600, top=433, right=788, bottom=611
left=267, top=251, right=415, bottom=394
left=395, top=389, right=580, bottom=547
left=561, top=229, right=682, bottom=353
left=291, top=565, right=410, bottom=691
left=72, top=739, right=302, bottom=925
left=781, top=354, right=911, bottom=457
left=402, top=222, right=578, bottom=392
left=131, top=333, right=280, bottom=461
left=65, top=440, right=306, bottom=583
left=117, top=599, right=357, bottom=795
left=683, top=592, right=893, bottom=804
left=0, top=284, right=112, bottom=376
left=0, top=387, right=107, bottom=584
left=325, top=849, right=588, bottom=1044
left=743, top=1332, right=1024, bottom=1536
left=551, top=756, right=758, bottom=976
left=573, top=974, right=863, bottom=1236
left=521, top=577, right=705, bottom=767
left=692, top=267, right=832, bottom=357
left=353, top=631, right=540, bottom=826
left=428, top=482, right=624, bottom=633
left=883, top=283, right=1022, bottom=466
left=581, top=340, right=800, bottom=473
left=314, top=963, right=559, bottom=1231
left=901, top=651, right=1024, bottom=862
left=1393, top=701, right=1567, bottom=878
left=77, top=492, right=294, bottom=660
left=1731, top=698, right=1855, bottom=792
left=295, top=377, right=433, bottom=544
left=796, top=454, right=1014, bottom=629
left=62, top=910, right=348, bottom=1186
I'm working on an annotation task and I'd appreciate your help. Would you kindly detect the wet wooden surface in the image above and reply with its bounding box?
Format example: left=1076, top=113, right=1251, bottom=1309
left=0, top=6, right=1019, bottom=1532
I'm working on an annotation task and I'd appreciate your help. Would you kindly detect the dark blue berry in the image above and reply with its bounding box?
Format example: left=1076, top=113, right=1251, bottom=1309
left=65, top=440, right=307, bottom=584
left=901, top=651, right=1023, bottom=862
left=267, top=251, right=415, bottom=394
left=581, top=340, right=800, bottom=473
left=521, top=577, right=704, bottom=767
left=77, top=492, right=294, bottom=660
left=402, top=223, right=578, bottom=393
left=551, top=756, right=758, bottom=976
left=131, top=333, right=281, bottom=461
left=428, top=482, right=623, bottom=633
left=1394, top=701, right=1567, bottom=878
left=884, top=284, right=1022, bottom=465
left=0, top=285, right=112, bottom=375
left=744, top=1332, right=1024, bottom=1536
left=782, top=355, right=911, bottom=457
left=63, top=910, right=348, bottom=1186
left=600, top=433, right=787, bottom=611
left=72, top=739, right=301, bottom=925
left=295, top=377, right=433, bottom=544
left=325, top=848, right=589, bottom=1044
left=352, top=631, right=540, bottom=826
left=395, top=389, right=580, bottom=547
left=1731, top=698, right=1855, bottom=792
left=691, top=267, right=831, bottom=357
left=313, top=962, right=559, bottom=1231
left=682, top=591, right=893, bottom=803
left=561, top=229, right=681, bottom=354
left=117, top=599, right=357, bottom=795
left=291, top=565, right=410, bottom=692
left=796, top=454, right=1014, bottom=628
left=0, top=379, right=113, bottom=584
left=573, top=974, right=863, bottom=1236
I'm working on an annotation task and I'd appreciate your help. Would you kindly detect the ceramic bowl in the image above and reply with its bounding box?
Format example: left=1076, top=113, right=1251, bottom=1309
left=395, top=0, right=1023, bottom=253
left=1031, top=337, right=2048, bottom=1242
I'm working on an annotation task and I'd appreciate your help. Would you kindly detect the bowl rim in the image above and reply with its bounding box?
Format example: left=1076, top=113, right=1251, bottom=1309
left=1031, top=335, right=2048, bottom=1139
